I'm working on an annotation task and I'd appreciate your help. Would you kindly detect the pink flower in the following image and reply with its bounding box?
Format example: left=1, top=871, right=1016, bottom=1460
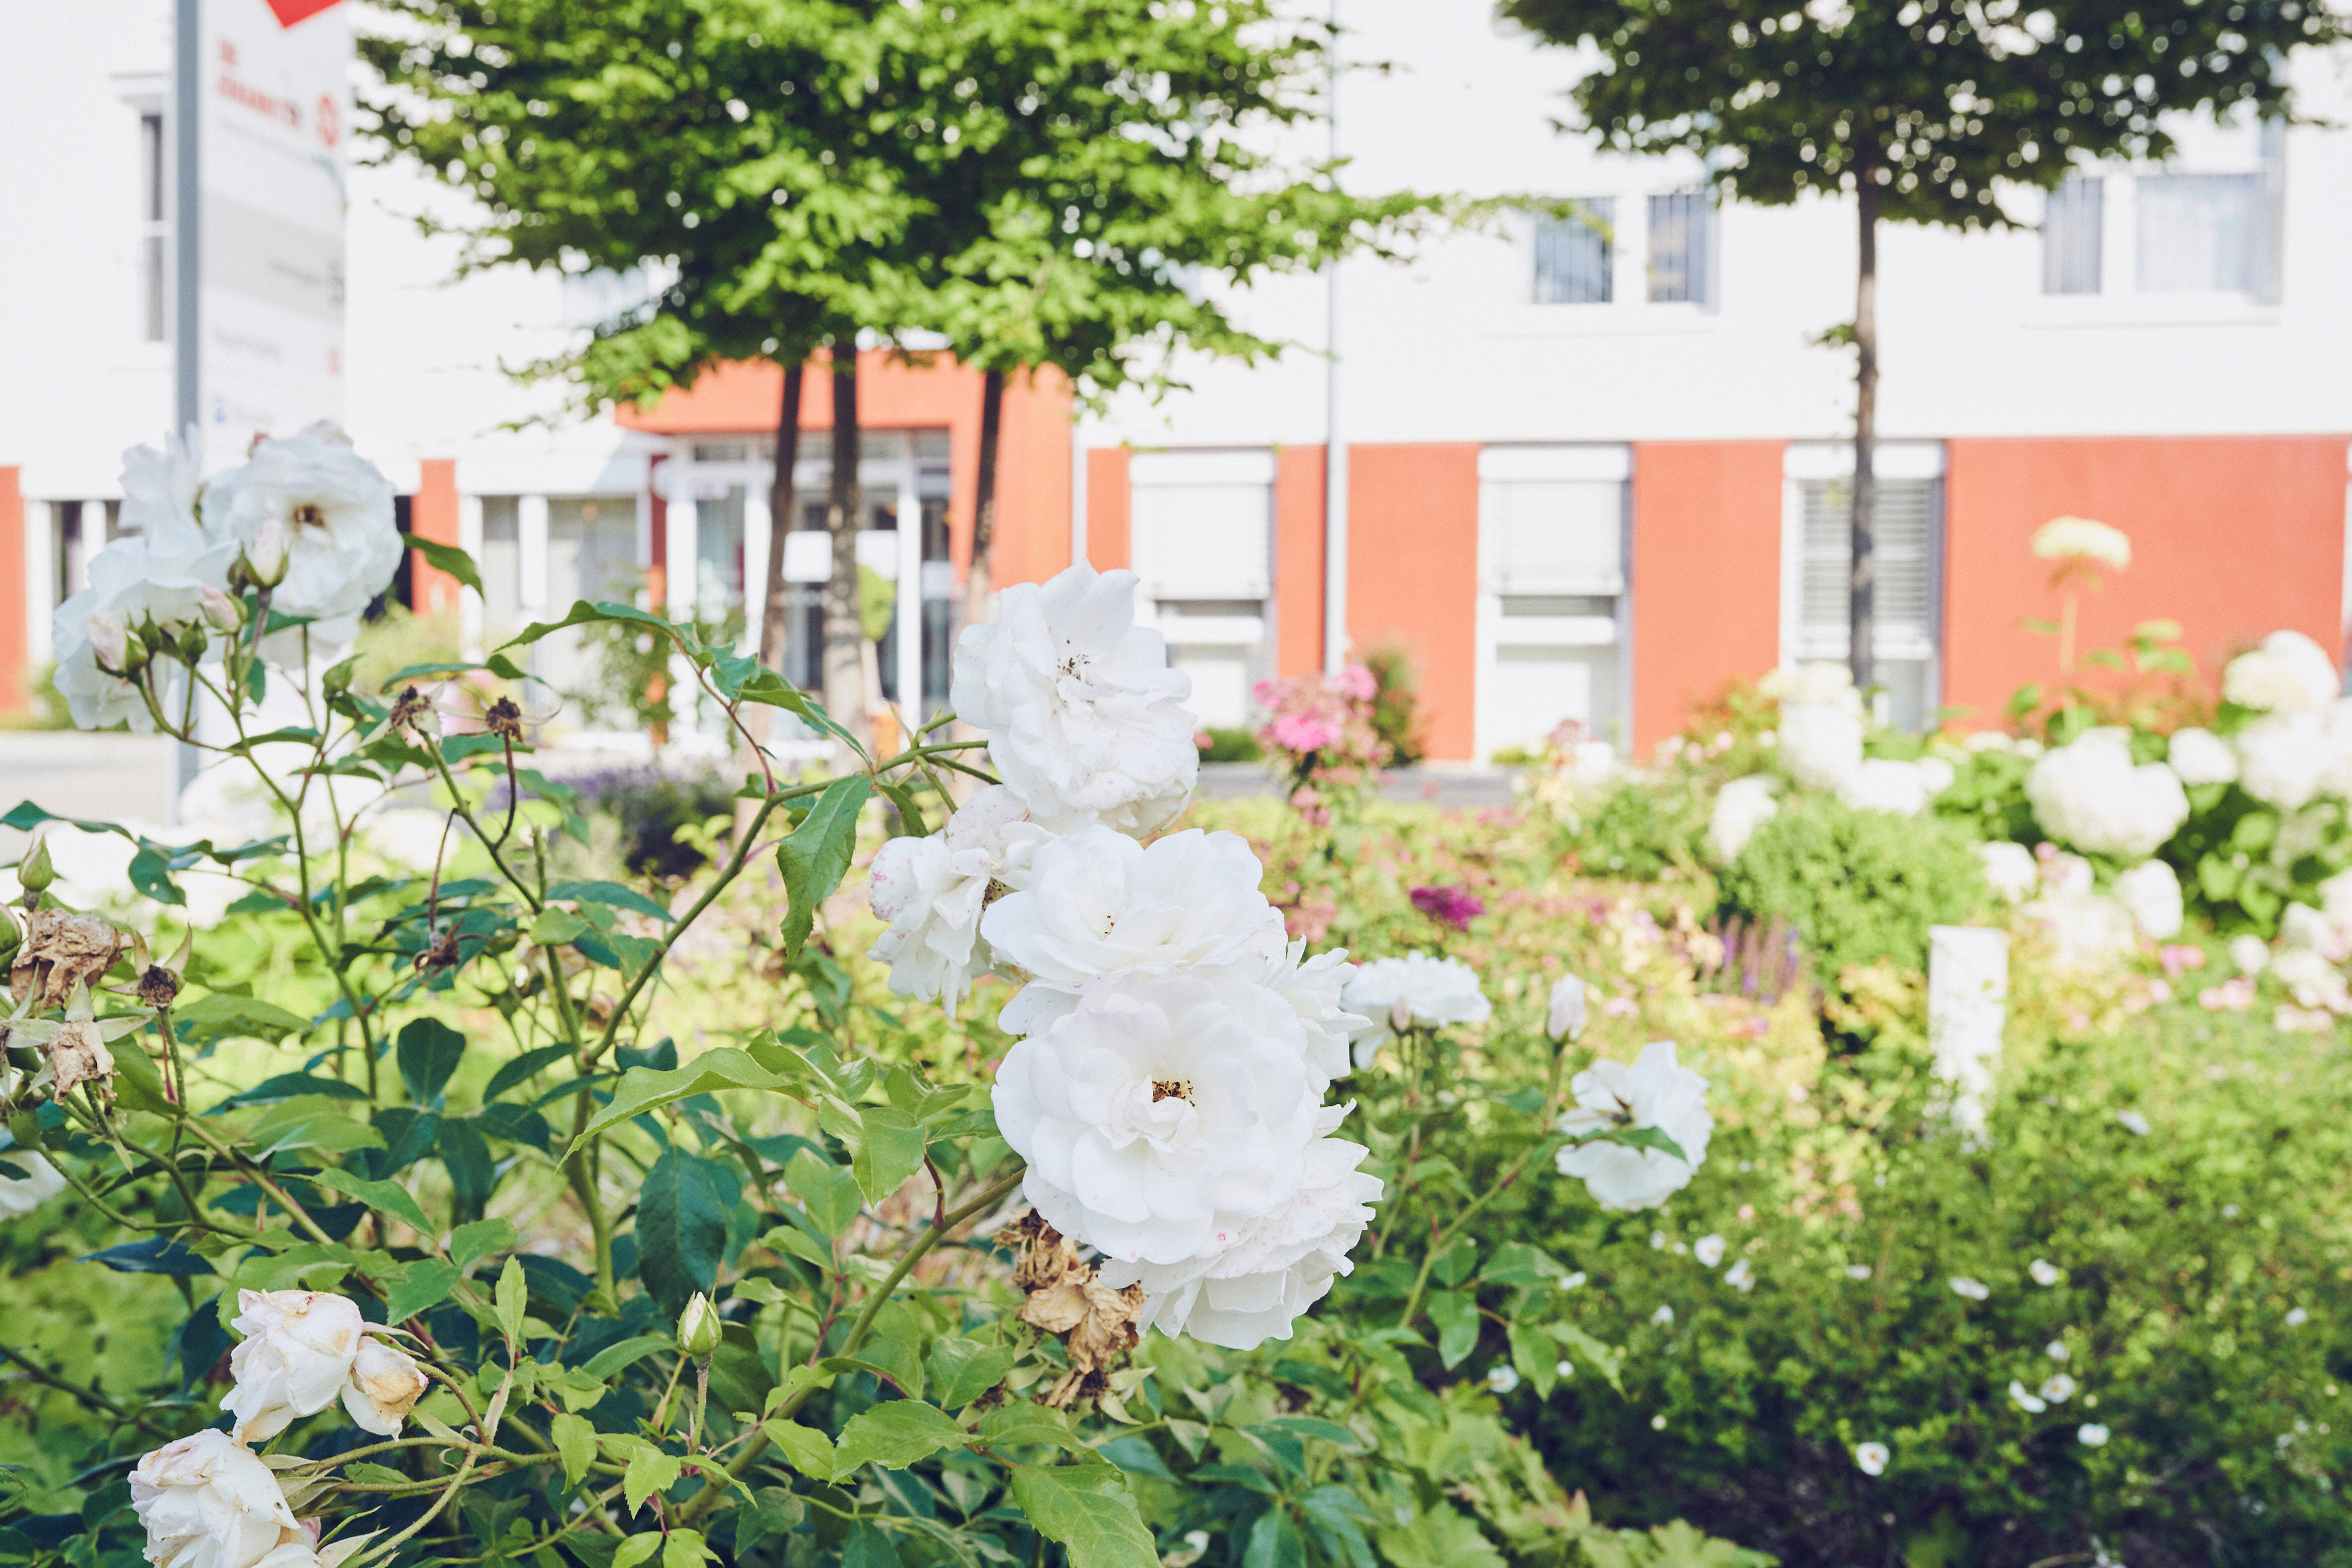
left=1335, top=664, right=1377, bottom=701
left=1266, top=713, right=1344, bottom=753
left=2199, top=976, right=2256, bottom=1012
left=2159, top=944, right=2207, bottom=978
left=1410, top=885, right=1485, bottom=931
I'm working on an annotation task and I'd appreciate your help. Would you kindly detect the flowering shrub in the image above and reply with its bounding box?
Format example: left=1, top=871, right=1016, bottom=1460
left=1251, top=664, right=1389, bottom=826
left=3, top=435, right=1759, bottom=1568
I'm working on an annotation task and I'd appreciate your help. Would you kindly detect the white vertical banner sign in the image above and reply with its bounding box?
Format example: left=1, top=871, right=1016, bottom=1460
left=179, top=0, right=351, bottom=470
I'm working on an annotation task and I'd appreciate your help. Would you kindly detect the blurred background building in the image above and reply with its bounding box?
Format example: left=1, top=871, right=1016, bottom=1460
left=5, top=0, right=2347, bottom=761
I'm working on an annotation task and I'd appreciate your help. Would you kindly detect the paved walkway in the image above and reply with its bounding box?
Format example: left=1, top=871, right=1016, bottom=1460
left=1196, top=761, right=1520, bottom=809
left=0, top=732, right=179, bottom=848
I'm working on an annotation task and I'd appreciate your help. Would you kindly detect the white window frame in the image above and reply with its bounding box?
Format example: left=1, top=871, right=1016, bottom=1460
left=1474, top=444, right=1633, bottom=760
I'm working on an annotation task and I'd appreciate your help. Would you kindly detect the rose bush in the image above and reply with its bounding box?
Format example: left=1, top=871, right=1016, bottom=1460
left=0, top=441, right=1752, bottom=1568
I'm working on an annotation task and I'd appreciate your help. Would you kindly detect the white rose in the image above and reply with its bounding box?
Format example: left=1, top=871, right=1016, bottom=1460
left=1707, top=775, right=1778, bottom=862
left=1693, top=1233, right=1727, bottom=1268
left=1978, top=841, right=2040, bottom=902
left=2024, top=730, right=2187, bottom=857
left=2278, top=902, right=2335, bottom=954
left=120, top=428, right=208, bottom=546
left=2237, top=713, right=2333, bottom=811
left=948, top=562, right=1198, bottom=835
left=2112, top=860, right=2183, bottom=941
left=1778, top=702, right=1864, bottom=793
left=2223, top=629, right=2339, bottom=714
left=982, top=825, right=1287, bottom=1035
left=1340, top=953, right=1492, bottom=1067
left=2229, top=933, right=2270, bottom=975
left=1553, top=1040, right=1713, bottom=1212
left=1231, top=939, right=1365, bottom=1087
left=865, top=785, right=1053, bottom=1014
left=1099, top=1112, right=1382, bottom=1352
left=130, top=1429, right=301, bottom=1568
left=0, top=1150, right=68, bottom=1218
left=341, top=1338, right=429, bottom=1435
left=52, top=526, right=239, bottom=732
left=1838, top=757, right=1930, bottom=815
left=992, top=969, right=1322, bottom=1267
left=204, top=425, right=401, bottom=653
left=223, top=1290, right=368, bottom=1442
left=1547, top=974, right=1589, bottom=1042
left=2167, top=727, right=2238, bottom=787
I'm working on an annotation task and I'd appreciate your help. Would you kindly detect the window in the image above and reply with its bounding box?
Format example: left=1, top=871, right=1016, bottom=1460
left=2137, top=173, right=2270, bottom=295
left=1533, top=200, right=1613, bottom=304
left=139, top=111, right=167, bottom=341
left=2041, top=176, right=2103, bottom=295
left=1794, top=477, right=1942, bottom=731
left=1647, top=191, right=1714, bottom=305
left=1477, top=447, right=1630, bottom=757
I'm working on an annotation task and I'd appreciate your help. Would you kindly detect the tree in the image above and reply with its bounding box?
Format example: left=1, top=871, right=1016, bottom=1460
left=362, top=1, right=1443, bottom=749
left=1500, top=0, right=2341, bottom=694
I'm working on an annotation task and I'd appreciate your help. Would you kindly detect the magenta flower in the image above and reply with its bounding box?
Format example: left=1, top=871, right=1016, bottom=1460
left=1266, top=712, right=1344, bottom=753
left=1410, top=885, right=1485, bottom=931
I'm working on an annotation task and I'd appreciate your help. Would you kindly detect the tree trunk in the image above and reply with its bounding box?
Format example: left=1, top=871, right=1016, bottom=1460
left=761, top=361, right=805, bottom=680
left=960, top=368, right=1007, bottom=639
left=823, top=347, right=870, bottom=751
left=1849, top=165, right=1881, bottom=695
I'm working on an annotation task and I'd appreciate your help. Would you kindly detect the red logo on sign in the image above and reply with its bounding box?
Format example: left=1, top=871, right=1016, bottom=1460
left=265, top=0, right=343, bottom=25
left=316, top=94, right=340, bottom=147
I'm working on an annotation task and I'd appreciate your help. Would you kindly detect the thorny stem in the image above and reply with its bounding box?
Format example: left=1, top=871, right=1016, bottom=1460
left=1395, top=1134, right=1564, bottom=1333
left=672, top=1165, right=1026, bottom=1526
left=0, top=1345, right=171, bottom=1438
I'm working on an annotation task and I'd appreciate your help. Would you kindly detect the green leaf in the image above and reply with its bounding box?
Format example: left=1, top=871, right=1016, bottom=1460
left=341, top=1462, right=410, bottom=1488
left=622, top=1443, right=683, bottom=1514
left=840, top=1522, right=899, bottom=1568
left=173, top=993, right=311, bottom=1044
left=611, top=1537, right=662, bottom=1568
left=710, top=1322, right=777, bottom=1419
left=450, top=1217, right=517, bottom=1273
left=1590, top=1124, right=1690, bottom=1165
left=396, top=1018, right=467, bottom=1107
left=110, top=1044, right=173, bottom=1115
left=832, top=1401, right=976, bottom=1474
left=925, top=1339, right=1016, bottom=1411
left=216, top=1073, right=372, bottom=1109
left=733, top=1489, right=806, bottom=1561
left=661, top=1530, right=711, bottom=1568
left=821, top=1099, right=927, bottom=1206
left=548, top=880, right=677, bottom=923
left=439, top=1117, right=497, bottom=1219
left=1427, top=1290, right=1480, bottom=1370
left=1245, top=1510, right=1308, bottom=1568
left=442, top=732, right=506, bottom=763
left=530, top=909, right=595, bottom=945
left=637, top=1146, right=729, bottom=1315
left=500, top=599, right=678, bottom=652
left=307, top=1168, right=436, bottom=1239
left=551, top=1411, right=597, bottom=1487
left=128, top=845, right=186, bottom=905
left=776, top=775, right=871, bottom=959
left=1545, top=1322, right=1625, bottom=1395
left=760, top=1419, right=838, bottom=1481
left=1508, top=1320, right=1556, bottom=1399
left=785, top=1147, right=863, bottom=1236
left=582, top=1334, right=675, bottom=1381
left=484, top=1044, right=576, bottom=1103
left=495, top=1257, right=527, bottom=1342
left=572, top=1048, right=807, bottom=1146
left=980, top=1404, right=1089, bottom=1455
left=386, top=1260, right=461, bottom=1323
left=1008, top=1464, right=1156, bottom=1568
left=410, top=536, right=484, bottom=595
left=246, top=1099, right=388, bottom=1158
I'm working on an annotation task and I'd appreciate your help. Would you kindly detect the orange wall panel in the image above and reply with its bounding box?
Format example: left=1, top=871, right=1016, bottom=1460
left=1630, top=441, right=1786, bottom=753
left=1275, top=446, right=1326, bottom=678
left=1945, top=436, right=2351, bottom=724
left=1086, top=449, right=1131, bottom=574
left=0, top=467, right=23, bottom=713
left=617, top=352, right=1072, bottom=596
left=1346, top=444, right=1480, bottom=761
left=408, top=458, right=462, bottom=618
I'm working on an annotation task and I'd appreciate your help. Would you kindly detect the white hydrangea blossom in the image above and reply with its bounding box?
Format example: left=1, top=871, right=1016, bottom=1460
left=1340, top=953, right=1492, bottom=1067
left=2236, top=712, right=2333, bottom=811
left=2320, top=868, right=2352, bottom=929
left=1553, top=1041, right=1713, bottom=1212
left=1978, top=841, right=2041, bottom=902
left=1766, top=661, right=1867, bottom=793
left=2030, top=516, right=2132, bottom=571
left=2113, top=859, right=2184, bottom=941
left=1708, top=775, right=1778, bottom=862
left=1839, top=757, right=1936, bottom=816
left=949, top=563, right=1198, bottom=835
left=2025, top=730, right=2188, bottom=858
left=865, top=786, right=1054, bottom=1014
left=203, top=424, right=402, bottom=653
left=992, top=969, right=1322, bottom=1267
left=2223, top=629, right=2339, bottom=715
left=2166, top=726, right=2238, bottom=787
left=981, top=826, right=1287, bottom=1035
